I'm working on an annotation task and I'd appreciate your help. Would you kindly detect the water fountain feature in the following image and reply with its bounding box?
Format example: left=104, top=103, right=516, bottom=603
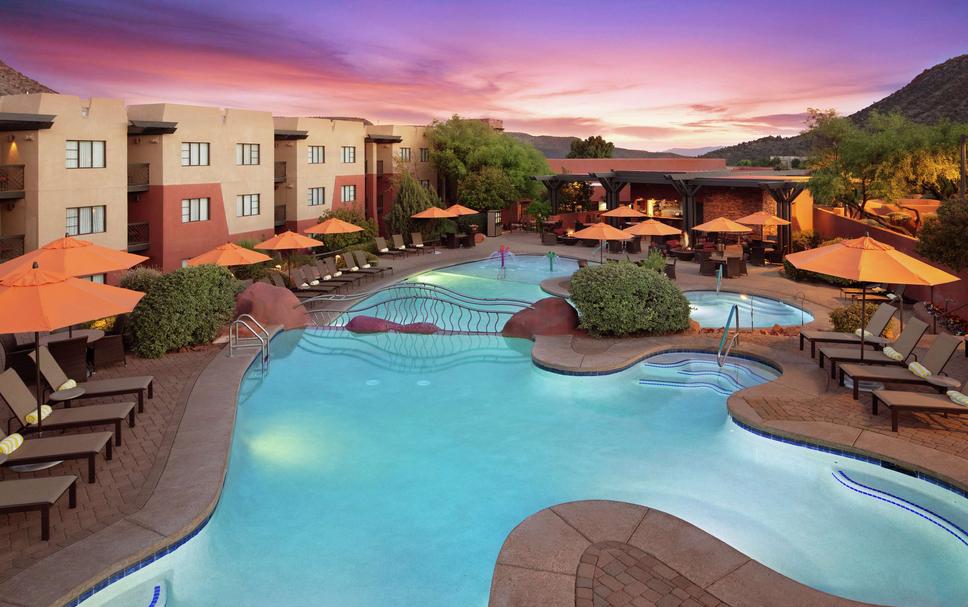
left=486, top=245, right=517, bottom=279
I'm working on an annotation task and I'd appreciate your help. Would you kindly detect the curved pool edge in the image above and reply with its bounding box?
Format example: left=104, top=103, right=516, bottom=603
left=489, top=500, right=882, bottom=607
left=532, top=333, right=968, bottom=499
left=0, top=327, right=283, bottom=607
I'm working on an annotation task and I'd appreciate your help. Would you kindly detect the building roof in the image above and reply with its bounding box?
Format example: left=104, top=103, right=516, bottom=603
left=545, top=157, right=727, bottom=174
left=0, top=111, right=55, bottom=131
left=127, top=120, right=177, bottom=136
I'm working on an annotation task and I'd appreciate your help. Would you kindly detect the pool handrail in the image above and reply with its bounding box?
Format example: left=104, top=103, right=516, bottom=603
left=717, top=304, right=741, bottom=367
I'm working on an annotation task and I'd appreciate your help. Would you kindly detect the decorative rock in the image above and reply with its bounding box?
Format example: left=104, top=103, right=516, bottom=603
left=398, top=322, right=439, bottom=334
left=234, top=282, right=308, bottom=330
left=503, top=297, right=580, bottom=340
left=345, top=316, right=401, bottom=333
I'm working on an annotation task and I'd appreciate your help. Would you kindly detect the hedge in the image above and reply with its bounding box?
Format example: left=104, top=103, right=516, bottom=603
left=570, top=261, right=690, bottom=336
left=128, top=265, right=241, bottom=358
left=119, top=267, right=163, bottom=293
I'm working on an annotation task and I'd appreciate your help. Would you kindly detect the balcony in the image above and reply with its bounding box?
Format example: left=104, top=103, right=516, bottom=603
left=128, top=163, right=150, bottom=193
left=274, top=205, right=286, bottom=228
left=274, top=161, right=286, bottom=185
left=0, top=235, right=24, bottom=261
left=0, top=165, right=25, bottom=201
left=127, top=222, right=150, bottom=253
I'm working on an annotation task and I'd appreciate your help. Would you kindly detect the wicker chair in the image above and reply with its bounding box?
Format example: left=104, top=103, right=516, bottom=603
left=664, top=258, right=677, bottom=280
left=91, top=315, right=128, bottom=371
left=47, top=336, right=88, bottom=382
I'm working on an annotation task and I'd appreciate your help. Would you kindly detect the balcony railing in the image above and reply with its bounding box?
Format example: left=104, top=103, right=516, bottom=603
left=274, top=205, right=286, bottom=227
left=0, top=235, right=24, bottom=261
left=128, top=163, right=150, bottom=193
left=127, top=222, right=150, bottom=253
left=0, top=165, right=25, bottom=200
left=274, top=161, right=286, bottom=184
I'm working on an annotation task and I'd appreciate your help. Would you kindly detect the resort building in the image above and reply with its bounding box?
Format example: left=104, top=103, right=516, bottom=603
left=272, top=116, right=368, bottom=233
left=0, top=94, right=129, bottom=260
left=363, top=124, right=437, bottom=233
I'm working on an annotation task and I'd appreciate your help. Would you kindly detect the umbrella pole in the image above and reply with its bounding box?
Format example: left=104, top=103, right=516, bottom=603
left=860, top=287, right=866, bottom=362
left=931, top=285, right=936, bottom=334
left=34, top=333, right=42, bottom=433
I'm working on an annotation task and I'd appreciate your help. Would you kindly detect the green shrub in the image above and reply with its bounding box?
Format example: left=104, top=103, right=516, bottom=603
left=129, top=265, right=241, bottom=358
left=570, top=261, right=690, bottom=336
left=119, top=267, right=163, bottom=293
left=230, top=240, right=278, bottom=282
left=791, top=230, right=821, bottom=252
left=636, top=250, right=666, bottom=273
left=829, top=302, right=899, bottom=339
left=314, top=208, right=377, bottom=252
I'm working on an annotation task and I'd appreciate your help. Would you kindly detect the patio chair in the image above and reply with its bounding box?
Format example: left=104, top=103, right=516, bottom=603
left=290, top=267, right=342, bottom=295
left=699, top=256, right=719, bottom=276
left=749, top=246, right=766, bottom=266
left=799, top=303, right=896, bottom=358
left=725, top=257, right=746, bottom=278
left=91, top=314, right=127, bottom=371
left=817, top=318, right=928, bottom=379
left=392, top=234, right=420, bottom=255
left=0, top=428, right=112, bottom=483
left=320, top=257, right=366, bottom=286
left=0, top=476, right=77, bottom=540
left=351, top=251, right=390, bottom=278
left=871, top=377, right=968, bottom=431
left=840, top=283, right=888, bottom=301
left=374, top=237, right=406, bottom=258
left=838, top=334, right=962, bottom=400
left=664, top=257, right=677, bottom=280
left=47, top=336, right=88, bottom=383
left=0, top=368, right=135, bottom=445
left=30, top=346, right=154, bottom=413
left=410, top=232, right=436, bottom=251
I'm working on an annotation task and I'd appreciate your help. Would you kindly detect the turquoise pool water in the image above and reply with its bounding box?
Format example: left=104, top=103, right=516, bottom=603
left=685, top=289, right=814, bottom=328
left=86, top=257, right=967, bottom=607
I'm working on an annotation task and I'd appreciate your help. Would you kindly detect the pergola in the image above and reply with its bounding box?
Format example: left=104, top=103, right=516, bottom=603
left=535, top=170, right=807, bottom=253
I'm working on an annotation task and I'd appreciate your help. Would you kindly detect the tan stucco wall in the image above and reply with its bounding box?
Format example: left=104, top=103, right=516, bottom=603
left=366, top=124, right=436, bottom=186
left=127, top=103, right=274, bottom=237
left=272, top=116, right=367, bottom=224
left=0, top=94, right=128, bottom=251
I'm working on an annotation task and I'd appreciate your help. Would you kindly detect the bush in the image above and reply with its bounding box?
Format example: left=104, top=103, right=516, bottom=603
left=791, top=230, right=821, bottom=252
left=119, top=267, right=163, bottom=293
left=129, top=265, right=241, bottom=358
left=636, top=250, right=666, bottom=273
left=570, top=261, right=690, bottom=336
left=829, top=302, right=899, bottom=339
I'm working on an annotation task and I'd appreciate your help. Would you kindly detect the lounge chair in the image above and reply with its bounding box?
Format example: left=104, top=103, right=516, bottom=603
left=871, top=377, right=968, bottom=431
left=0, top=369, right=135, bottom=445
left=350, top=251, right=389, bottom=278
left=838, top=334, right=962, bottom=399
left=319, top=258, right=366, bottom=286
left=47, top=335, right=88, bottom=383
left=0, top=476, right=77, bottom=540
left=817, top=318, right=928, bottom=379
left=309, top=260, right=355, bottom=288
left=288, top=267, right=342, bottom=296
left=374, top=237, right=405, bottom=258
left=30, top=347, right=154, bottom=413
left=391, top=234, right=418, bottom=256
left=410, top=232, right=436, bottom=251
left=268, top=272, right=317, bottom=299
left=799, top=303, right=895, bottom=358
left=1, top=428, right=112, bottom=483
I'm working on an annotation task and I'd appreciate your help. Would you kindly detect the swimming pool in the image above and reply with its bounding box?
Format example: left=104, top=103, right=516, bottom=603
left=84, top=257, right=967, bottom=607
left=685, top=289, right=814, bottom=328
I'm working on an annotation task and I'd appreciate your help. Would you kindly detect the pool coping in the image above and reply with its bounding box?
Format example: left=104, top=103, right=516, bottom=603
left=531, top=333, right=968, bottom=498
left=0, top=327, right=281, bottom=607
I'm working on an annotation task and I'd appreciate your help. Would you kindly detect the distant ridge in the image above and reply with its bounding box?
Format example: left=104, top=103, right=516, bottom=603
left=0, top=59, right=55, bottom=96
left=702, top=54, right=968, bottom=164
left=505, top=131, right=680, bottom=159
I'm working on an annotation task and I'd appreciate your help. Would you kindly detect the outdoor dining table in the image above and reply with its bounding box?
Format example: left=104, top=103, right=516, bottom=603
left=38, top=329, right=104, bottom=346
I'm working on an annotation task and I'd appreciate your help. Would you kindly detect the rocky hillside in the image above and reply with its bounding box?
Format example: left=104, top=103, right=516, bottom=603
left=0, top=60, right=55, bottom=96
left=506, top=132, right=678, bottom=159
left=701, top=54, right=968, bottom=164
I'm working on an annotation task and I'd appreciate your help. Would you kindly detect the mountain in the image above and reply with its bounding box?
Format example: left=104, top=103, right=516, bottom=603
left=0, top=59, right=55, bottom=96
left=701, top=54, right=968, bottom=165
left=505, top=132, right=679, bottom=159
left=663, top=146, right=721, bottom=157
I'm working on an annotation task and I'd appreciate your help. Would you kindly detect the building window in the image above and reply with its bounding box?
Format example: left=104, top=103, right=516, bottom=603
left=340, top=146, right=356, bottom=163
left=399, top=147, right=412, bottom=162
left=307, top=146, right=325, bottom=164
left=236, top=193, right=260, bottom=217
left=66, top=205, right=106, bottom=235
left=236, top=143, right=260, bottom=165
left=340, top=185, right=356, bottom=203
left=308, top=187, right=325, bottom=206
left=65, top=140, right=105, bottom=169
left=420, top=148, right=430, bottom=162
left=181, top=142, right=210, bottom=166
left=419, top=179, right=431, bottom=190
left=181, top=197, right=210, bottom=223
left=81, top=274, right=106, bottom=284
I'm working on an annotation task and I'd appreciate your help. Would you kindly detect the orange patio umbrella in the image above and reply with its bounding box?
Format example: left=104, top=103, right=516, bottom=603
left=602, top=205, right=646, bottom=219
left=186, top=243, right=272, bottom=267
left=786, top=236, right=959, bottom=357
left=571, top=222, right=631, bottom=263
left=303, top=217, right=364, bottom=235
left=624, top=219, right=681, bottom=251
left=736, top=211, right=791, bottom=242
left=691, top=217, right=753, bottom=233
left=411, top=207, right=457, bottom=219
left=0, top=263, right=145, bottom=430
left=0, top=235, right=148, bottom=279
left=445, top=204, right=478, bottom=216
left=255, top=231, right=323, bottom=283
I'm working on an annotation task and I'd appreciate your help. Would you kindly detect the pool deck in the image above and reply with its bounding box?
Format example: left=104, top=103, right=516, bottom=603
left=1, top=231, right=965, bottom=606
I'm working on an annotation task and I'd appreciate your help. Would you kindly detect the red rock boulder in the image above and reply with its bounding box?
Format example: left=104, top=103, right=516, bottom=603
left=234, top=282, right=309, bottom=330
left=502, top=297, right=580, bottom=340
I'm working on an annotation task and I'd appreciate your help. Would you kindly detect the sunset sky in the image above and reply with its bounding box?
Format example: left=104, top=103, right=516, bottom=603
left=1, top=0, right=965, bottom=151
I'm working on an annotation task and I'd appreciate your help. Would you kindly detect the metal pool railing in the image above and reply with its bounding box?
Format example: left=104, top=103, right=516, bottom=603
left=717, top=304, right=741, bottom=367
left=299, top=282, right=534, bottom=334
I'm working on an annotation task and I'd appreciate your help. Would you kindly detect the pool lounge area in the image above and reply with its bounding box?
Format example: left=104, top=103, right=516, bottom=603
left=62, top=254, right=968, bottom=607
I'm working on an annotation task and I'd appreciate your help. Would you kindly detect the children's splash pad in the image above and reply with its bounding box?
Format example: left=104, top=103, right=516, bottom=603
left=486, top=245, right=518, bottom=279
